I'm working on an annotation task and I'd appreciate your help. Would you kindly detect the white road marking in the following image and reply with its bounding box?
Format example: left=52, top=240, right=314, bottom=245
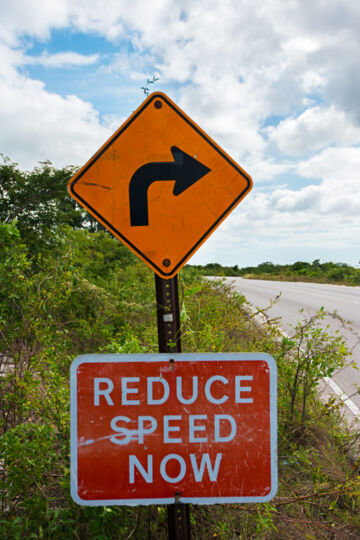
left=244, top=298, right=360, bottom=422
left=323, top=377, right=360, bottom=418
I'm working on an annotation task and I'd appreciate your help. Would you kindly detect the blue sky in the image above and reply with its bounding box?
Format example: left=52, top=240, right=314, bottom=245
left=1, top=1, right=360, bottom=267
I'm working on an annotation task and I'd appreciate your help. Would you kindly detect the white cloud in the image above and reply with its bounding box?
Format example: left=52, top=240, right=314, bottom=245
left=211, top=185, right=360, bottom=253
left=242, top=157, right=294, bottom=183
left=268, top=106, right=360, bottom=156
left=297, top=146, right=360, bottom=183
left=263, top=147, right=360, bottom=217
left=0, top=46, right=112, bottom=169
left=22, top=51, right=100, bottom=68
left=194, top=143, right=360, bottom=263
left=0, top=0, right=69, bottom=45
left=100, top=51, right=158, bottom=82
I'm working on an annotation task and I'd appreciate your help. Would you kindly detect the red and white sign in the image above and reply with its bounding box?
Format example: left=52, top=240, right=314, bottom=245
left=70, top=353, right=277, bottom=506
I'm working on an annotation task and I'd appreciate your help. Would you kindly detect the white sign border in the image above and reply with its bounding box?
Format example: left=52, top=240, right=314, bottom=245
left=70, top=352, right=277, bottom=506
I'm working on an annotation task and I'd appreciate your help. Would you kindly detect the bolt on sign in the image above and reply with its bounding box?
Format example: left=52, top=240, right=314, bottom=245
left=70, top=353, right=277, bottom=505
left=68, top=92, right=252, bottom=278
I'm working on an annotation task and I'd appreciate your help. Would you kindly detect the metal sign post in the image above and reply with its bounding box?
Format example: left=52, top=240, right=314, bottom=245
left=154, top=274, right=191, bottom=540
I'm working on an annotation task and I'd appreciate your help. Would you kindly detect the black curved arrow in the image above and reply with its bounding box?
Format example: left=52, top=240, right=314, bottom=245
left=129, top=146, right=211, bottom=226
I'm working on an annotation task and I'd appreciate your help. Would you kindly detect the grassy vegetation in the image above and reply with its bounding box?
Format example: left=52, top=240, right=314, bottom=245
left=1, top=158, right=360, bottom=538
left=0, top=224, right=359, bottom=538
left=189, top=260, right=360, bottom=286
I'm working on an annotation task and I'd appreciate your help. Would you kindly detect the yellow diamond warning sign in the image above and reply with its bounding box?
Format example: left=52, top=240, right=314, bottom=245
left=68, top=92, right=252, bottom=278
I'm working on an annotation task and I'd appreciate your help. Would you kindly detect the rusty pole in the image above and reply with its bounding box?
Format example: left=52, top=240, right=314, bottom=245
left=154, top=274, right=191, bottom=540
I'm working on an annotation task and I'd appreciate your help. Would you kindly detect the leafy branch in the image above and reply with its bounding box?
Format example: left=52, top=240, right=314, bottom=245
left=140, top=75, right=160, bottom=96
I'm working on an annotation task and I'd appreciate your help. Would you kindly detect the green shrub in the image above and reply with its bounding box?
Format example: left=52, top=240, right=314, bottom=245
left=1, top=221, right=359, bottom=538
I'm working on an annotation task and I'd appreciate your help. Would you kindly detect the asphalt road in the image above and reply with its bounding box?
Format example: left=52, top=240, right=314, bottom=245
left=221, top=277, right=360, bottom=415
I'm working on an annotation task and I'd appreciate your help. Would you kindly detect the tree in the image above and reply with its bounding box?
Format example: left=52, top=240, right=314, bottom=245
left=0, top=155, right=87, bottom=251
